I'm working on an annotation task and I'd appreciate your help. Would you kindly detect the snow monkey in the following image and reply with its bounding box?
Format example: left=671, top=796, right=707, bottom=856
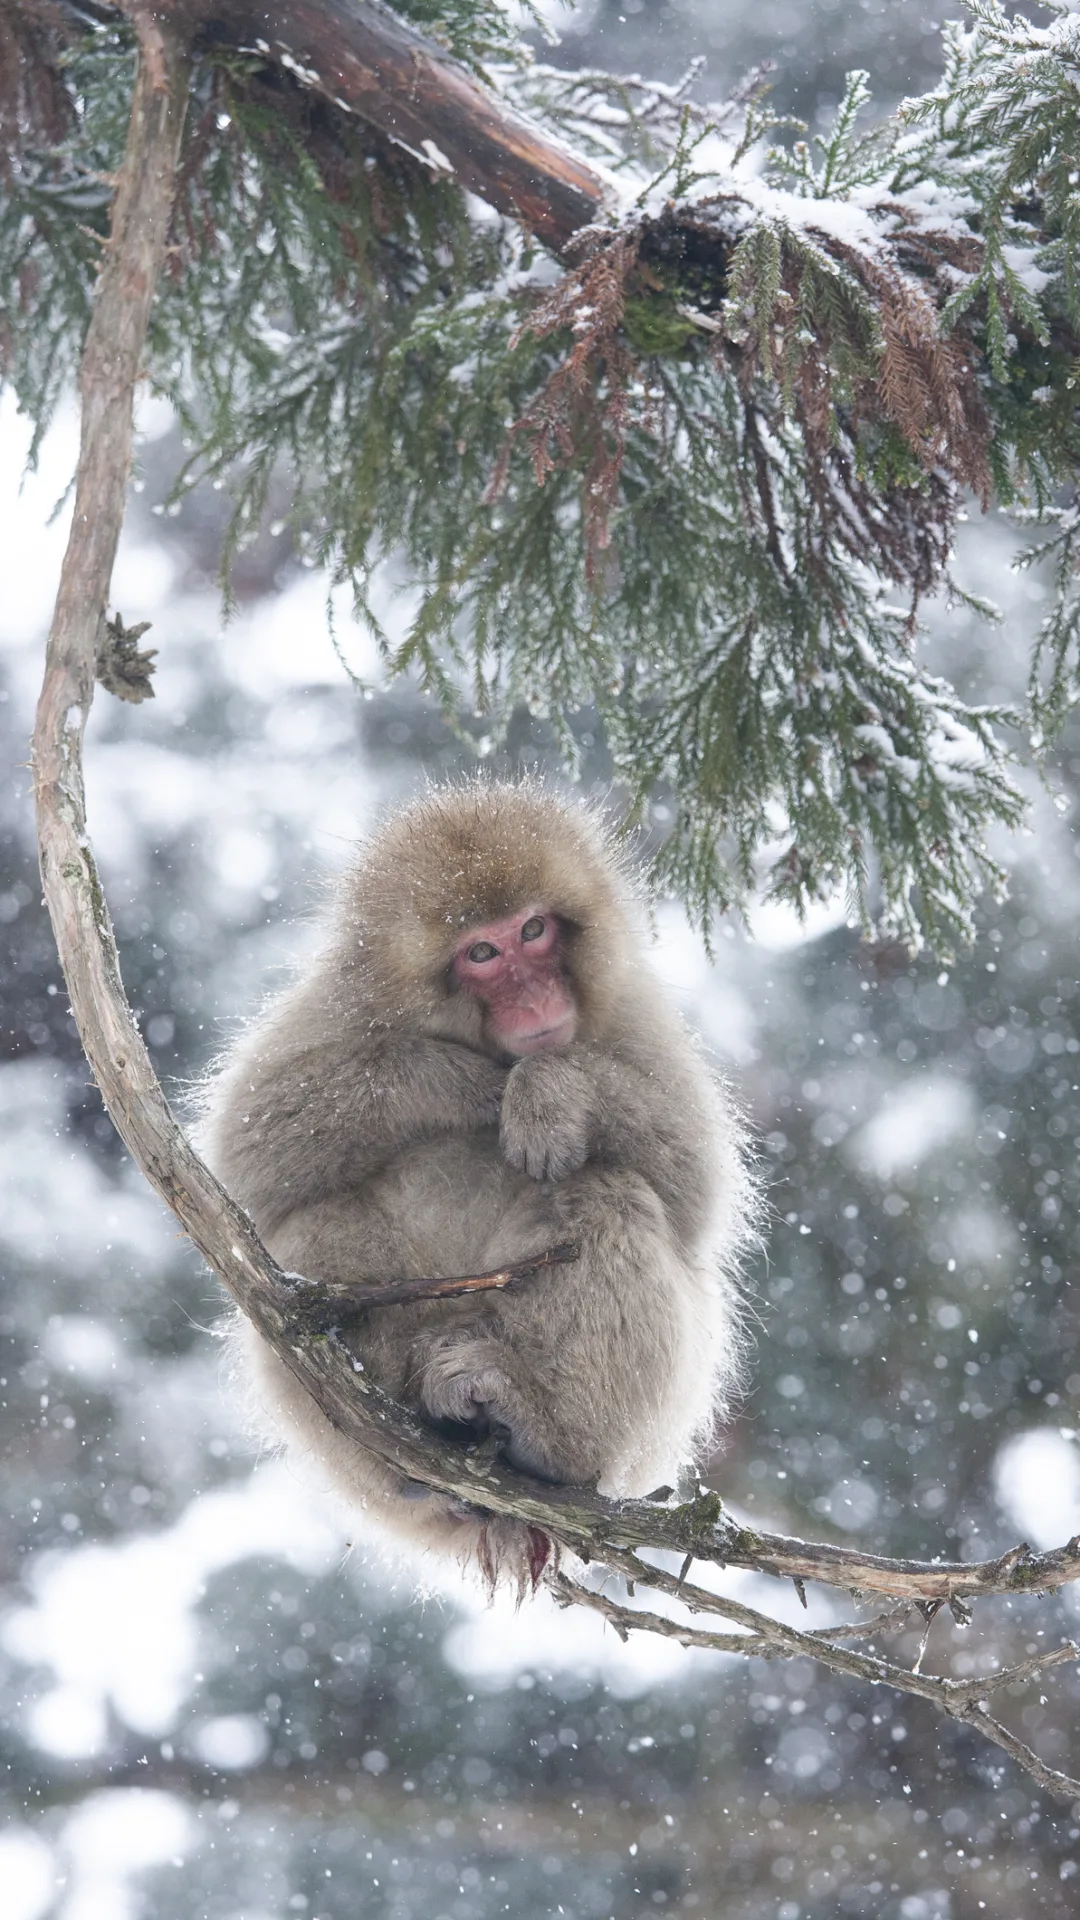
left=201, top=780, right=752, bottom=1583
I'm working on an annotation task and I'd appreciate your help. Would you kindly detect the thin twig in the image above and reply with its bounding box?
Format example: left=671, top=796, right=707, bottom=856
left=803, top=1605, right=916, bottom=1644
left=549, top=1572, right=764, bottom=1654
left=289, top=1244, right=579, bottom=1325
left=947, top=1699, right=1080, bottom=1803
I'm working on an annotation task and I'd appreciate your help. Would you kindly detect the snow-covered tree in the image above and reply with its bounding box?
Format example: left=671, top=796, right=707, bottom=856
left=6, top=0, right=1080, bottom=1803
left=5, top=0, right=1080, bottom=948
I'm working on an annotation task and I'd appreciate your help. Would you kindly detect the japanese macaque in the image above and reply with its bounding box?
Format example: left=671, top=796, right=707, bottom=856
left=200, top=780, right=752, bottom=1584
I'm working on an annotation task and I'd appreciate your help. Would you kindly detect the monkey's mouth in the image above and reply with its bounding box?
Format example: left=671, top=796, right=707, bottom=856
left=505, top=1013, right=577, bottom=1055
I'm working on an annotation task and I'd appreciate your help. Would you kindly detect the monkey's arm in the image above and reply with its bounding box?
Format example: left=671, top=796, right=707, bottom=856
left=499, top=1040, right=725, bottom=1245
left=206, top=1030, right=507, bottom=1235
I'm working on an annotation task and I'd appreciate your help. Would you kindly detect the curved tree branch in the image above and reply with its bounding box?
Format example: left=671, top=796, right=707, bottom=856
left=28, top=1, right=1080, bottom=1806
left=55, top=0, right=615, bottom=250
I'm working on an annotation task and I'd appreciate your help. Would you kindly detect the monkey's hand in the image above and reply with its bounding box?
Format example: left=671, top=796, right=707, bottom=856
left=428, top=1041, right=508, bottom=1131
left=369, top=1036, right=507, bottom=1140
left=499, top=1052, right=590, bottom=1182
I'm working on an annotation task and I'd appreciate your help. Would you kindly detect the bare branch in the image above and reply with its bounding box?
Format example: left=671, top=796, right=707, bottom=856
left=287, top=1243, right=578, bottom=1327
left=712, top=1529, right=1080, bottom=1605
left=946, top=1641, right=1078, bottom=1702
left=945, top=1700, right=1080, bottom=1805
left=548, top=1570, right=767, bottom=1656
left=553, top=1558, right=1080, bottom=1801
left=803, top=1605, right=917, bottom=1644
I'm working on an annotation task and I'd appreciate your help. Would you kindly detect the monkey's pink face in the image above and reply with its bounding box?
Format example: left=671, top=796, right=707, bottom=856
left=452, top=909, right=578, bottom=1055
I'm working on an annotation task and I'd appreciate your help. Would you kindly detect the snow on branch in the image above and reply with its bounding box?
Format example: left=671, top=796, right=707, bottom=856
left=14, top=1, right=1080, bottom=946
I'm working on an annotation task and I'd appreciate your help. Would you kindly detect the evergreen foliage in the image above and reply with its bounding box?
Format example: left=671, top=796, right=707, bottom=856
left=3, top=0, right=1080, bottom=949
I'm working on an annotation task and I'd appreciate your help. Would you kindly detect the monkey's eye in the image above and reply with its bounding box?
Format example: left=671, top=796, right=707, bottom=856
left=467, top=940, right=499, bottom=964
left=520, top=916, right=546, bottom=942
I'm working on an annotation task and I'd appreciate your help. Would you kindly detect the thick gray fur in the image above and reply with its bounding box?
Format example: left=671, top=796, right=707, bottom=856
left=198, top=780, right=754, bottom=1584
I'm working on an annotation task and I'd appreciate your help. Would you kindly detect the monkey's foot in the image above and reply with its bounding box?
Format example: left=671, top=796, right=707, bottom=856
left=477, top=1521, right=553, bottom=1595
left=416, top=1333, right=555, bottom=1480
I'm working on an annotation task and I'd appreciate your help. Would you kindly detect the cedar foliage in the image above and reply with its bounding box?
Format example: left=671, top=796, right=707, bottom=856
left=3, top=0, right=1080, bottom=950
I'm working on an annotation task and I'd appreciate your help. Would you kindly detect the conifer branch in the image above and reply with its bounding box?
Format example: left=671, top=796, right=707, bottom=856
left=11, top=0, right=1080, bottom=946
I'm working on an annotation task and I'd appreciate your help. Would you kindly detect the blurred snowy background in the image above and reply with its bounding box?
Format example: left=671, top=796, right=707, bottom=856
left=5, top=3, right=1080, bottom=1917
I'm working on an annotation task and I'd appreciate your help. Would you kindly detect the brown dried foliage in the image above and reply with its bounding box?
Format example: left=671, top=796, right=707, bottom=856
left=747, top=300, right=956, bottom=606
left=497, top=199, right=994, bottom=606
left=711, top=207, right=989, bottom=595
left=490, top=228, right=645, bottom=577
left=834, top=234, right=991, bottom=502
left=799, top=225, right=988, bottom=602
